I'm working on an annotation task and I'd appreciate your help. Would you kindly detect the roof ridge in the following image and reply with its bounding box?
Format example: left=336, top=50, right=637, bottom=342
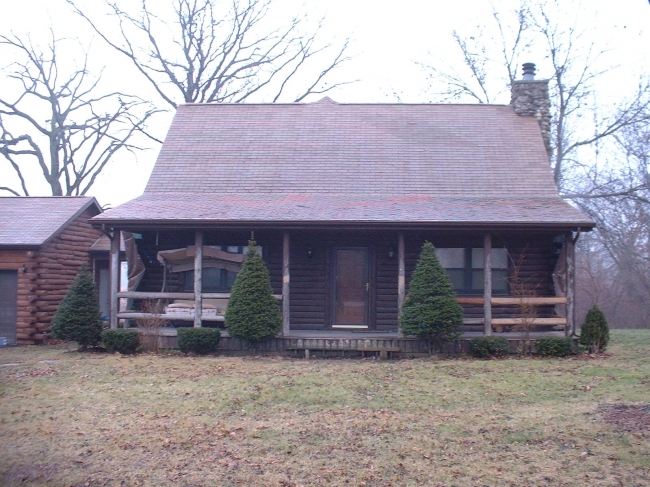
left=177, top=101, right=513, bottom=108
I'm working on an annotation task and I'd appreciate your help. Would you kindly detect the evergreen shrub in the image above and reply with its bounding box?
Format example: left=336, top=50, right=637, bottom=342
left=51, top=264, right=102, bottom=350
left=534, top=337, right=572, bottom=357
left=225, top=239, right=282, bottom=345
left=177, top=328, right=221, bottom=355
left=401, top=241, right=463, bottom=351
left=102, top=329, right=141, bottom=354
left=580, top=306, right=609, bottom=353
left=469, top=336, right=510, bottom=358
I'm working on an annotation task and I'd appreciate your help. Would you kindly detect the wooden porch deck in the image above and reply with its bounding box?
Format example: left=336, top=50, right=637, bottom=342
left=137, top=327, right=567, bottom=357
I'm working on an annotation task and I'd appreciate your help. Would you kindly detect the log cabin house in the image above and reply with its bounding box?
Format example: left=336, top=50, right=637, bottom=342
left=91, top=66, right=595, bottom=355
left=0, top=197, right=102, bottom=345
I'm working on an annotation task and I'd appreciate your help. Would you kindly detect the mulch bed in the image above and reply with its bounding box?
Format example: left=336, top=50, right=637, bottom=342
left=598, top=403, right=650, bottom=432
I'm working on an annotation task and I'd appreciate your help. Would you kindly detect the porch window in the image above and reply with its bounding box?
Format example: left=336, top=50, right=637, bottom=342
left=181, top=245, right=261, bottom=293
left=436, top=247, right=508, bottom=294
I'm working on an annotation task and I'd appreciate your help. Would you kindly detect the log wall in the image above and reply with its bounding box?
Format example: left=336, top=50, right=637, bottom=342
left=0, top=208, right=102, bottom=344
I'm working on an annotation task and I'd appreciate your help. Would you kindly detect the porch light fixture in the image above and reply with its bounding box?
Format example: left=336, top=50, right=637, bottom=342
left=307, top=246, right=313, bottom=258
left=388, top=246, right=395, bottom=259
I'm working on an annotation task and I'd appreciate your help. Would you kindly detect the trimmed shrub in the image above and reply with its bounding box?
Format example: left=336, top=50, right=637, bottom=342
left=177, top=328, right=221, bottom=355
left=580, top=306, right=609, bottom=353
left=401, top=242, right=463, bottom=352
left=102, top=329, right=141, bottom=354
left=225, top=239, right=282, bottom=345
left=51, top=264, right=102, bottom=350
left=469, top=336, right=510, bottom=358
left=534, top=337, right=573, bottom=357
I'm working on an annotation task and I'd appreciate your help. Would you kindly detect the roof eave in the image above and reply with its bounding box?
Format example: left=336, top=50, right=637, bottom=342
left=90, top=218, right=595, bottom=232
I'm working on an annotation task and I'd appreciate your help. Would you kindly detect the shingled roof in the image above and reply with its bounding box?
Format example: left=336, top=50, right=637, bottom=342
left=0, top=197, right=101, bottom=248
left=93, top=98, right=593, bottom=229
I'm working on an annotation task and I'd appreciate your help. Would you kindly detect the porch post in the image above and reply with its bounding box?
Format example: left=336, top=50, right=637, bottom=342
left=109, top=229, right=120, bottom=329
left=194, top=230, right=203, bottom=328
left=565, top=231, right=575, bottom=336
left=282, top=231, right=290, bottom=335
left=483, top=233, right=492, bottom=336
left=397, top=232, right=405, bottom=337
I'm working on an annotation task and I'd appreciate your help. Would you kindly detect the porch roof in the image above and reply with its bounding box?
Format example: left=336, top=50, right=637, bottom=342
left=91, top=192, right=593, bottom=229
left=93, top=98, right=593, bottom=229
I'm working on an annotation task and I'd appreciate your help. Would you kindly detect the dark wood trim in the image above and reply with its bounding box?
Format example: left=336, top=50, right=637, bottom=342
left=92, top=220, right=594, bottom=233
left=330, top=247, right=370, bottom=329
left=369, top=246, right=377, bottom=330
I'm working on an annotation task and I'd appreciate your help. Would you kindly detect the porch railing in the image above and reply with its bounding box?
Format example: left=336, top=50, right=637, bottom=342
left=457, top=295, right=568, bottom=332
left=116, top=291, right=282, bottom=322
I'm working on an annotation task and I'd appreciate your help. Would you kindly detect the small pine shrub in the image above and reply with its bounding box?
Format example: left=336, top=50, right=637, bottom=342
left=177, top=328, right=221, bottom=355
left=102, top=329, right=141, bottom=354
left=580, top=306, right=609, bottom=353
left=534, top=337, right=572, bottom=357
left=401, top=242, right=463, bottom=352
left=51, top=264, right=102, bottom=350
left=226, top=239, right=282, bottom=345
left=469, top=336, right=510, bottom=358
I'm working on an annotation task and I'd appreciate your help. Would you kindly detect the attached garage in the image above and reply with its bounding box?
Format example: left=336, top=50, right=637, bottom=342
left=0, top=197, right=102, bottom=344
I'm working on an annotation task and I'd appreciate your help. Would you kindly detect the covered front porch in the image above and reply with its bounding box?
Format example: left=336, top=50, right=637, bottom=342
left=104, top=225, right=577, bottom=351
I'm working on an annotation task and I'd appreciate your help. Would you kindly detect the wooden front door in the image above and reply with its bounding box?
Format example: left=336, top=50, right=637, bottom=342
left=0, top=270, right=18, bottom=345
left=333, top=248, right=369, bottom=328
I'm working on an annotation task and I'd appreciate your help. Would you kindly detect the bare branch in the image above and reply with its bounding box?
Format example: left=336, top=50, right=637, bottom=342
left=0, top=32, right=158, bottom=196
left=67, top=0, right=352, bottom=107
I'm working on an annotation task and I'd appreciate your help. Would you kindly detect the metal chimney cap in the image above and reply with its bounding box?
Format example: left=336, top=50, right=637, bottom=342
left=522, top=63, right=536, bottom=80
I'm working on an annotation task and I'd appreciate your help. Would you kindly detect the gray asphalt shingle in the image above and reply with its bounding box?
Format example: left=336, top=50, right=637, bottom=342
left=0, top=197, right=101, bottom=247
left=93, top=98, right=593, bottom=227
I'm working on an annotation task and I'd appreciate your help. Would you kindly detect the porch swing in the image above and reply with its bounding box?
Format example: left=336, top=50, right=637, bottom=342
left=157, top=246, right=245, bottom=319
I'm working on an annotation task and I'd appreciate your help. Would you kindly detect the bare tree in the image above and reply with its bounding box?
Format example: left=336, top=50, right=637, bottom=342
left=576, top=118, right=650, bottom=327
left=419, top=0, right=650, bottom=195
left=66, top=0, right=352, bottom=108
left=0, top=32, right=158, bottom=196
left=418, top=3, right=532, bottom=104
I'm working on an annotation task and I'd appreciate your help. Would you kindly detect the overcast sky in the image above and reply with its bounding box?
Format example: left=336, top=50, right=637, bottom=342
left=1, top=0, right=649, bottom=207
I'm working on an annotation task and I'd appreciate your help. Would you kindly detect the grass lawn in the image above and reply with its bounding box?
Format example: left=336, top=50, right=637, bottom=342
left=1, top=330, right=649, bottom=487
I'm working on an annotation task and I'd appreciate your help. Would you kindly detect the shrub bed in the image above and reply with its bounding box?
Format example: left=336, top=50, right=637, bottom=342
left=469, top=336, right=510, bottom=358
left=177, top=328, right=221, bottom=355
left=102, top=329, right=141, bottom=354
left=534, top=337, right=573, bottom=357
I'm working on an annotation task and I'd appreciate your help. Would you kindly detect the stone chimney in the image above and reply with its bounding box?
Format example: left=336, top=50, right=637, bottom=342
left=511, top=63, right=551, bottom=160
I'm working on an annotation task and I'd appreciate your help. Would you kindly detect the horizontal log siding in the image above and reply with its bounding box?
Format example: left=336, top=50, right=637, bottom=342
left=0, top=208, right=102, bottom=344
left=288, top=234, right=328, bottom=330
left=376, top=248, right=398, bottom=331
left=32, top=208, right=102, bottom=342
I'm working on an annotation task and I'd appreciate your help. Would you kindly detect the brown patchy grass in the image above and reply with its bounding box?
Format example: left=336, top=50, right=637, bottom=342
left=1, top=330, right=649, bottom=487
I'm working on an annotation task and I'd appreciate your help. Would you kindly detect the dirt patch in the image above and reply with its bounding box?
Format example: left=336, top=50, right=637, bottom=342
left=598, top=403, right=650, bottom=432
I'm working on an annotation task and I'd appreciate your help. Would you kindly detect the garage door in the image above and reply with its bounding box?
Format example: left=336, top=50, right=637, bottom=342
left=0, top=270, right=18, bottom=345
